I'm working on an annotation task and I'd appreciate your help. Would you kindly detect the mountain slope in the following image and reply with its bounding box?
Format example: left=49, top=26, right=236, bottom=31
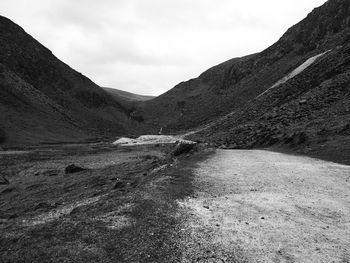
left=0, top=16, right=141, bottom=146
left=103, top=88, right=154, bottom=102
left=184, top=0, right=350, bottom=163
left=189, top=44, right=350, bottom=163
left=141, top=0, right=350, bottom=136
left=138, top=0, right=350, bottom=163
left=103, top=87, right=155, bottom=117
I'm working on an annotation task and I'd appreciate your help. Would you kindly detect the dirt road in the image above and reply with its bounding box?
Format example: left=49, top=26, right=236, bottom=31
left=179, top=150, right=350, bottom=263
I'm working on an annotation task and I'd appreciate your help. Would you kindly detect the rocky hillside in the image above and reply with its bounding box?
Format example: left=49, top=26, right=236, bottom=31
left=189, top=44, right=350, bottom=164
left=0, top=16, right=144, bottom=146
left=141, top=0, right=349, bottom=131
left=141, top=0, right=350, bottom=163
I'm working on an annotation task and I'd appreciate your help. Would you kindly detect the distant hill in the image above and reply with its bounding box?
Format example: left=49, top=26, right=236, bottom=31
left=102, top=87, right=155, bottom=122
left=103, top=87, right=155, bottom=102
left=0, top=16, right=144, bottom=146
left=141, top=0, right=350, bottom=163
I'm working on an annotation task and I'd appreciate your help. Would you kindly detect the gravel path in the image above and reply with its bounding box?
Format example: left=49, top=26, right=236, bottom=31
left=180, top=150, right=350, bottom=263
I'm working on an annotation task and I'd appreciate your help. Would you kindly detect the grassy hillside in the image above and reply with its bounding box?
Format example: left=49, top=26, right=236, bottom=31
left=0, top=16, right=146, bottom=146
left=103, top=87, right=154, bottom=102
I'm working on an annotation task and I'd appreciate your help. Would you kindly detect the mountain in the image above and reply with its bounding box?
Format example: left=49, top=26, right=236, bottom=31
left=141, top=0, right=350, bottom=163
left=103, top=88, right=155, bottom=103
left=0, top=16, right=144, bottom=146
left=103, top=87, right=155, bottom=115
left=101, top=88, right=155, bottom=122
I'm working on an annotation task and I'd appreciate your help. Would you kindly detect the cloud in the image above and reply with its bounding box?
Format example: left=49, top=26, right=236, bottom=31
left=0, top=0, right=327, bottom=95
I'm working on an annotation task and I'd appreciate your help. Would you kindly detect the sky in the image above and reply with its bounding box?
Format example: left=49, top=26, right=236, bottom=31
left=1, top=0, right=328, bottom=96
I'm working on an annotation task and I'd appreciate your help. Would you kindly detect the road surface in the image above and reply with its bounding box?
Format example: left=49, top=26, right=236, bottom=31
left=179, top=150, right=350, bottom=263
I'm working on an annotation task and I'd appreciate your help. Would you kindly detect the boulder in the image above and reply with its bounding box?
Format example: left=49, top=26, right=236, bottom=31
left=114, top=181, right=126, bottom=189
left=65, top=164, right=86, bottom=174
left=299, top=99, right=307, bottom=105
left=0, top=128, right=5, bottom=144
left=172, top=142, right=196, bottom=156
left=0, top=176, right=9, bottom=185
left=1, top=187, right=14, bottom=194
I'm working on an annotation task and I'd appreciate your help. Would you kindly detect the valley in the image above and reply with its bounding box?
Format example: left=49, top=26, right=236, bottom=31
left=0, top=0, right=350, bottom=262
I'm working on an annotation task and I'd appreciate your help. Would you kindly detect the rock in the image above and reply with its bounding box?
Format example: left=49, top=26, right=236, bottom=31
left=150, top=164, right=169, bottom=175
left=0, top=128, right=5, bottom=144
left=1, top=187, right=15, bottom=194
left=42, top=170, right=59, bottom=176
left=35, top=202, right=55, bottom=210
left=0, top=176, right=9, bottom=185
left=172, top=142, right=196, bottom=156
left=114, top=181, right=126, bottom=189
left=8, top=214, right=18, bottom=219
left=203, top=205, right=210, bottom=209
left=65, top=164, right=86, bottom=174
left=130, top=178, right=140, bottom=188
left=35, top=170, right=60, bottom=177
left=299, top=99, right=307, bottom=105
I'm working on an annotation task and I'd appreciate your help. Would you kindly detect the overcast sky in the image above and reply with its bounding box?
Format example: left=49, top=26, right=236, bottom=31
left=1, top=0, right=327, bottom=96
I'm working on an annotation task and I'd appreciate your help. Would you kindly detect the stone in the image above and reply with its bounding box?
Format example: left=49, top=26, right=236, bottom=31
left=1, top=187, right=14, bottom=194
left=0, top=176, right=9, bottom=185
left=65, top=164, right=86, bottom=174
left=114, top=181, right=126, bottom=189
left=172, top=142, right=196, bottom=156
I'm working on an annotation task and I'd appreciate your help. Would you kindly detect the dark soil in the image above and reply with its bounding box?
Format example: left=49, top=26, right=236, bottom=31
left=0, top=142, right=213, bottom=262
